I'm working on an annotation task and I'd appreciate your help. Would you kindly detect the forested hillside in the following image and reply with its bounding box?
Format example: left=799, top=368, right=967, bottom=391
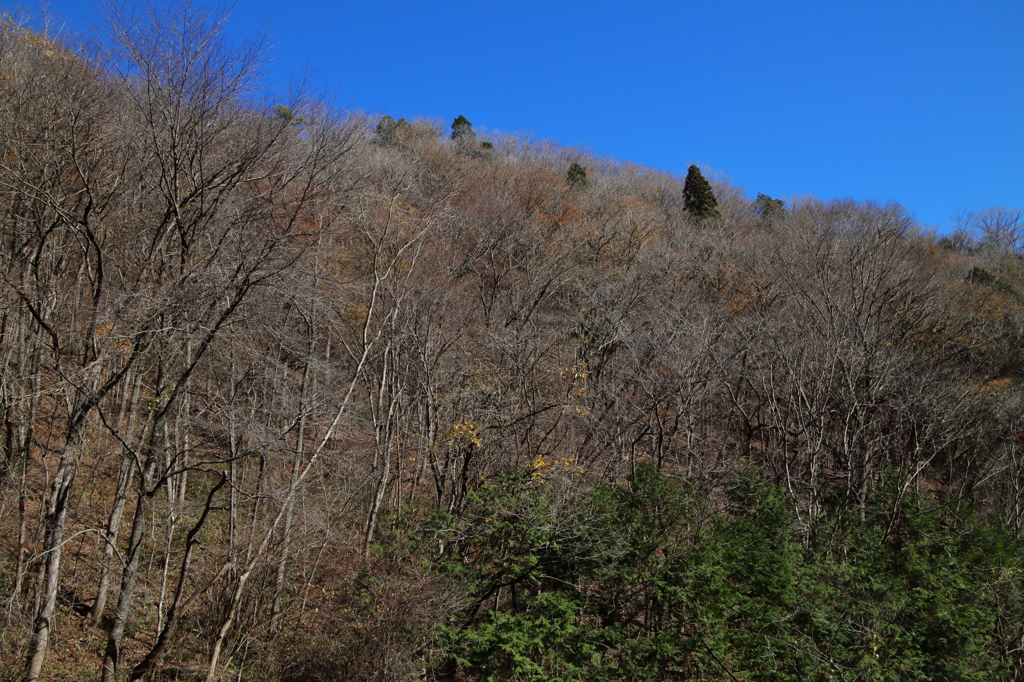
left=2, top=7, right=1023, bottom=681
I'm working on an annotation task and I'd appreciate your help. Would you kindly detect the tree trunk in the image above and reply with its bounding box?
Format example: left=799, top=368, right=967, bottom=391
left=23, top=429, right=83, bottom=682
left=90, top=373, right=143, bottom=625
left=101, top=433, right=159, bottom=682
left=131, top=476, right=227, bottom=681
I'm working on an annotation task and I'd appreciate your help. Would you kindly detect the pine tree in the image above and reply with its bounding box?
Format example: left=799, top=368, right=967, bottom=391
left=566, top=162, right=588, bottom=190
left=450, top=115, right=475, bottom=141
left=683, top=164, right=719, bottom=220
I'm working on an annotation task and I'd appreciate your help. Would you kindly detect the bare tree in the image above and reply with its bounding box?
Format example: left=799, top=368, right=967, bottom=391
left=973, top=206, right=1024, bottom=255
left=90, top=3, right=362, bottom=679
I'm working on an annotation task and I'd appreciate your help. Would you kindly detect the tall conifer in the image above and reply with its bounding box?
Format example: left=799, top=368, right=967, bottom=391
left=683, top=164, right=719, bottom=219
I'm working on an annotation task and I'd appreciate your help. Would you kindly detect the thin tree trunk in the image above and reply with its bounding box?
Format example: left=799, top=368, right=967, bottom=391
left=269, top=362, right=310, bottom=637
left=157, top=409, right=183, bottom=633
left=12, top=327, right=41, bottom=609
left=364, top=453, right=391, bottom=553
left=131, top=475, right=227, bottom=681
left=101, top=431, right=159, bottom=682
left=205, top=323, right=378, bottom=681
left=23, top=429, right=83, bottom=682
left=364, top=345, right=401, bottom=554
left=91, top=373, right=144, bottom=625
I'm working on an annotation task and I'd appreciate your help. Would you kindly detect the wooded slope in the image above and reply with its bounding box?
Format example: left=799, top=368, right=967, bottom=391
left=1, top=8, right=1023, bottom=681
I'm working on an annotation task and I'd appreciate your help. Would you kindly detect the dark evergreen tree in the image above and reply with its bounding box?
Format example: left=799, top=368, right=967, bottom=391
left=566, top=162, right=588, bottom=190
left=754, top=192, right=785, bottom=219
left=683, top=164, right=719, bottom=219
left=373, top=115, right=410, bottom=146
left=373, top=115, right=398, bottom=145
left=450, top=114, right=475, bottom=141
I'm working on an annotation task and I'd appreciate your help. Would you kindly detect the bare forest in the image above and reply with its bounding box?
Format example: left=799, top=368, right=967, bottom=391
left=2, top=6, right=1024, bottom=681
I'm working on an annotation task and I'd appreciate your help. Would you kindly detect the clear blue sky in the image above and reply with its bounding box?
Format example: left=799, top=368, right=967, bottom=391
left=24, top=0, right=1024, bottom=231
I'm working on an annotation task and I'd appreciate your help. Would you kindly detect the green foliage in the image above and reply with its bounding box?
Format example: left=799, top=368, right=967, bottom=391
left=373, top=114, right=398, bottom=145
left=683, top=164, right=720, bottom=220
left=273, top=104, right=303, bottom=123
left=451, top=114, right=476, bottom=141
left=431, top=467, right=1023, bottom=681
left=566, top=162, right=588, bottom=190
left=433, top=472, right=605, bottom=678
left=790, top=498, right=1018, bottom=681
left=968, top=265, right=1023, bottom=301
left=373, top=114, right=411, bottom=146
